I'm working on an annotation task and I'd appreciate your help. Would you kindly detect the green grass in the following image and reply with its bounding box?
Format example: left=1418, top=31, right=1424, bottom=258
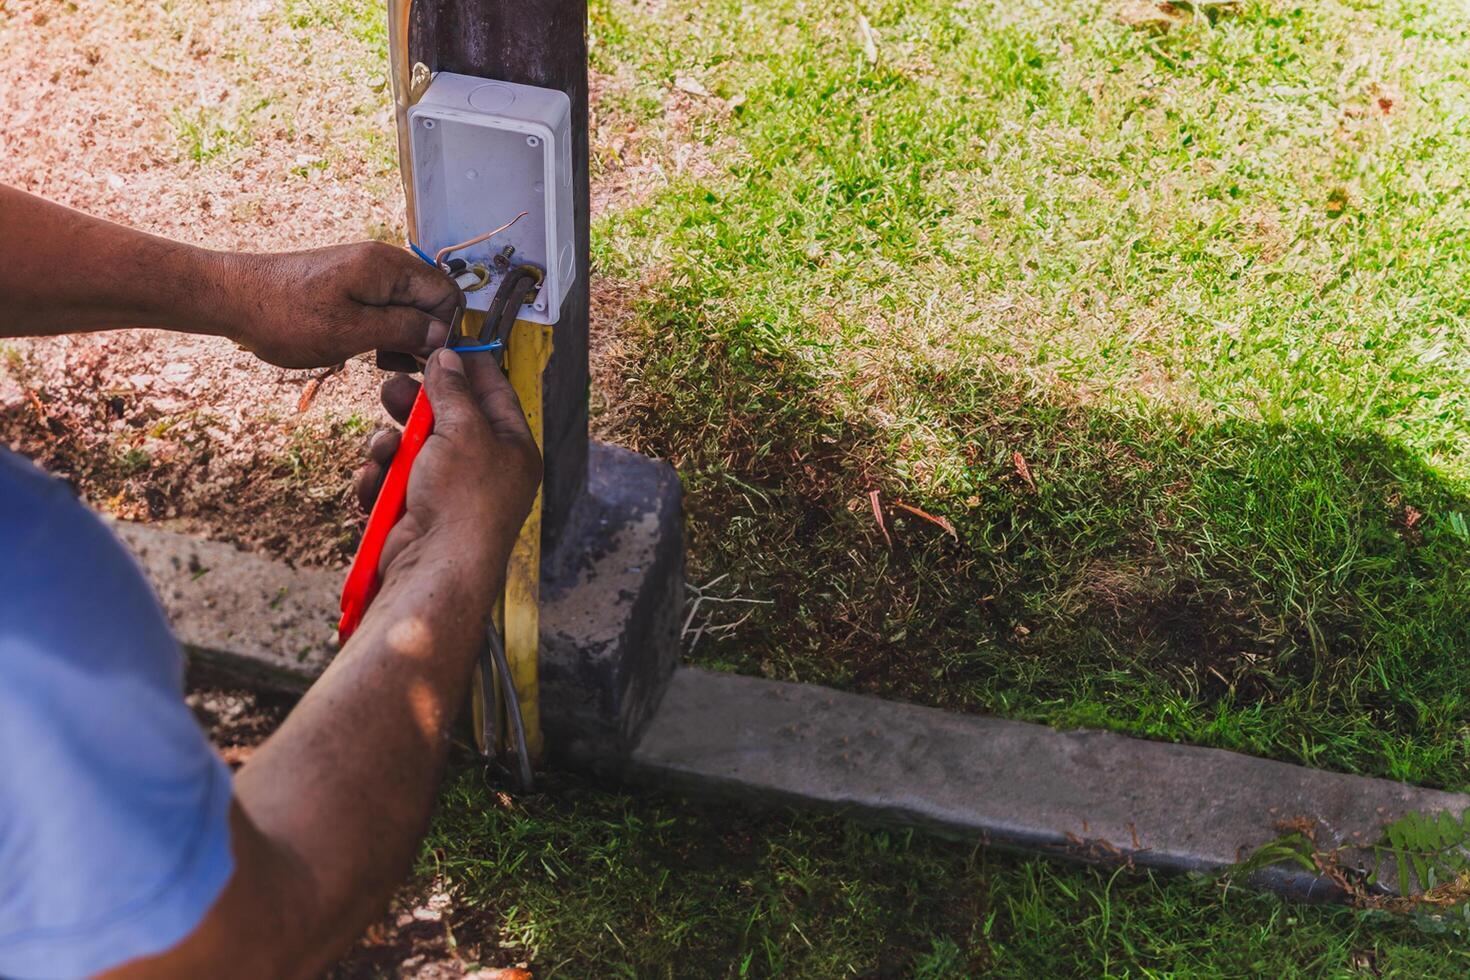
left=417, top=769, right=1470, bottom=976
left=162, top=0, right=395, bottom=174
left=588, top=0, right=1470, bottom=791
left=169, top=101, right=263, bottom=163
left=283, top=0, right=386, bottom=54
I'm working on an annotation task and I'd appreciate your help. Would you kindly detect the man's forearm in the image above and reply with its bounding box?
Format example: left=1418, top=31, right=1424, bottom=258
left=0, top=184, right=243, bottom=340
left=1, top=183, right=462, bottom=370
left=233, top=553, right=498, bottom=975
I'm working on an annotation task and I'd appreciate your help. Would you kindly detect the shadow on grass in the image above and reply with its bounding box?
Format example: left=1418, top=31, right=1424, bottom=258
left=616, top=297, right=1470, bottom=790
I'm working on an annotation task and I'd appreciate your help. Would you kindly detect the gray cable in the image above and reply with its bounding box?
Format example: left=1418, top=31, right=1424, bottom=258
left=485, top=624, right=534, bottom=791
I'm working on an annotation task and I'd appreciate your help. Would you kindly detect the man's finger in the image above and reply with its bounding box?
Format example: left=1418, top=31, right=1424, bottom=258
left=455, top=350, right=534, bottom=444
left=354, top=458, right=385, bottom=512
left=367, top=428, right=400, bottom=467
left=375, top=350, right=421, bottom=374
left=379, top=245, right=463, bottom=323
left=353, top=460, right=380, bottom=512
left=421, top=349, right=485, bottom=438
left=380, top=374, right=420, bottom=425
left=353, top=430, right=401, bottom=511
left=367, top=306, right=450, bottom=358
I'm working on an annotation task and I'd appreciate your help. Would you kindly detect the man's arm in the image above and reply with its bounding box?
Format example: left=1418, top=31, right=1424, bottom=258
left=105, top=350, right=542, bottom=979
left=0, top=184, right=458, bottom=368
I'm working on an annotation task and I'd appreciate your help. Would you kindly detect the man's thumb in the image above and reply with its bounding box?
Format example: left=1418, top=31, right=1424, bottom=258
left=423, top=349, right=477, bottom=429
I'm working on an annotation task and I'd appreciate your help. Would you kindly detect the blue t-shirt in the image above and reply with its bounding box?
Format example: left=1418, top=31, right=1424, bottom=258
left=0, top=449, right=234, bottom=979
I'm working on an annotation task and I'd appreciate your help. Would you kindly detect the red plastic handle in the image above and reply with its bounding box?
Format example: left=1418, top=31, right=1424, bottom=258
left=338, top=387, right=434, bottom=642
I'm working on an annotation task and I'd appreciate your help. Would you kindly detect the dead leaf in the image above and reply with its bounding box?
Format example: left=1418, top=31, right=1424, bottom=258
left=1012, top=451, right=1035, bottom=489
left=296, top=362, right=344, bottom=413
left=219, top=744, right=254, bottom=767
left=869, top=489, right=892, bottom=549
left=893, top=501, right=958, bottom=541
left=673, top=74, right=710, bottom=98
left=854, top=9, right=880, bottom=64
left=24, top=389, right=49, bottom=423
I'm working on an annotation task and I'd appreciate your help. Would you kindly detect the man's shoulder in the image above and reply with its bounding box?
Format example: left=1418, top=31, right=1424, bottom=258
left=0, top=450, right=234, bottom=980
left=0, top=447, right=178, bottom=675
left=0, top=447, right=84, bottom=538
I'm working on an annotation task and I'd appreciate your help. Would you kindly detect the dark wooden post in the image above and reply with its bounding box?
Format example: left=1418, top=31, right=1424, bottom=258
left=409, top=1, right=683, bottom=766
left=410, top=0, right=589, bottom=546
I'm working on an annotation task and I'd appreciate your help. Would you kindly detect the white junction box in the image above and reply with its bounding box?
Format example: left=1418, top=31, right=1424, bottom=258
left=408, top=72, right=575, bottom=324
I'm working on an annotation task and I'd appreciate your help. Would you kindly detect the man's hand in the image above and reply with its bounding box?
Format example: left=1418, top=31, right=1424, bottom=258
left=0, top=186, right=460, bottom=370
left=220, top=242, right=461, bottom=369
left=354, top=348, right=542, bottom=592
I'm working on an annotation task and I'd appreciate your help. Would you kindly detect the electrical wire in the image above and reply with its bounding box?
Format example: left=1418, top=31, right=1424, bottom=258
left=450, top=340, right=503, bottom=354
left=434, top=211, right=530, bottom=268
left=484, top=624, right=534, bottom=790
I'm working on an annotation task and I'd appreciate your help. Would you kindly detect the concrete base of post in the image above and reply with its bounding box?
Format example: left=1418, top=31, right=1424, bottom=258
left=538, top=441, right=684, bottom=766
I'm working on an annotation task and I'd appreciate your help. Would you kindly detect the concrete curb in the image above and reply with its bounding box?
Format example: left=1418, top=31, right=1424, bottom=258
left=631, top=668, right=1470, bottom=900
left=112, top=521, right=338, bottom=690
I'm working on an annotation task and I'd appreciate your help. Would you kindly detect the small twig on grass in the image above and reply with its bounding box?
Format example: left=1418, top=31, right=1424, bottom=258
left=893, top=501, right=958, bottom=541
left=680, top=597, right=705, bottom=639
left=869, top=489, right=892, bottom=548
left=681, top=574, right=771, bottom=652
left=703, top=608, right=758, bottom=635
left=297, top=361, right=345, bottom=413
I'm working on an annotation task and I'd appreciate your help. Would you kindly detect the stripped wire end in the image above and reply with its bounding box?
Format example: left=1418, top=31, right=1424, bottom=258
left=433, top=211, right=531, bottom=269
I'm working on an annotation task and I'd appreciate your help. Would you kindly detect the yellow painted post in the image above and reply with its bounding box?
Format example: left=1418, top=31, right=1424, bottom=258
left=501, top=318, right=553, bottom=761
left=457, top=309, right=549, bottom=763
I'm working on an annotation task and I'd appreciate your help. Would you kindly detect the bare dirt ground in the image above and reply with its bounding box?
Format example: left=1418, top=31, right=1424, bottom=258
left=0, top=0, right=410, bottom=563
left=0, top=0, right=689, bottom=562
left=0, top=0, right=686, bottom=974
